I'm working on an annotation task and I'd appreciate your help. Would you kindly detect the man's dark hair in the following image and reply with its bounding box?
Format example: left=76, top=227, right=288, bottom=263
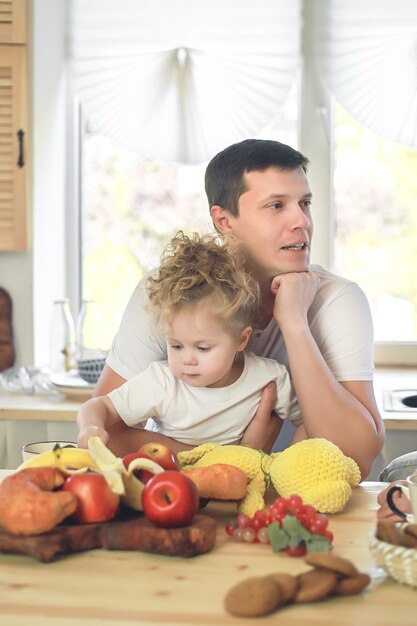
left=205, top=138, right=309, bottom=217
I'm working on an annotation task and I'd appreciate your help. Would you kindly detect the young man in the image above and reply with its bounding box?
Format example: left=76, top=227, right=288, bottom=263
left=94, top=139, right=385, bottom=478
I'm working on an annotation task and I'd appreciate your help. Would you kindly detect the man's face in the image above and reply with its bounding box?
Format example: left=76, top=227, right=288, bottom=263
left=221, top=167, right=313, bottom=279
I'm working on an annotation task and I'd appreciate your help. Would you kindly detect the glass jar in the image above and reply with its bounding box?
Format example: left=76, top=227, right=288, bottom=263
left=75, top=299, right=102, bottom=361
left=49, top=299, right=76, bottom=372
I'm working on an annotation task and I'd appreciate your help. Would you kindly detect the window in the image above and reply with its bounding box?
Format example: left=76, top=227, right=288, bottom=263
left=80, top=129, right=210, bottom=349
left=333, top=103, right=417, bottom=345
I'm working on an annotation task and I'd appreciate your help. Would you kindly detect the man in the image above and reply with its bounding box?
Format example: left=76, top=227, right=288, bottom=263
left=94, top=139, right=385, bottom=478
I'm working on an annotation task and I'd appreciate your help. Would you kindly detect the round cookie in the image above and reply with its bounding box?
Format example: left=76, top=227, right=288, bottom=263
left=305, top=552, right=358, bottom=577
left=334, top=573, right=371, bottom=596
left=294, top=569, right=337, bottom=603
left=265, top=573, right=299, bottom=604
left=224, top=576, right=282, bottom=617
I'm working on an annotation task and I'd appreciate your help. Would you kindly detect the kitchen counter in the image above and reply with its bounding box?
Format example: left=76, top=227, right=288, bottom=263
left=373, top=366, right=417, bottom=430
left=1, top=366, right=416, bottom=428
left=1, top=367, right=416, bottom=471
left=0, top=391, right=84, bottom=422
left=0, top=389, right=81, bottom=469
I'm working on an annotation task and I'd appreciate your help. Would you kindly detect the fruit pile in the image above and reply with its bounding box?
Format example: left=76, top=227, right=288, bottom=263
left=9, top=439, right=199, bottom=532
left=225, top=494, right=333, bottom=556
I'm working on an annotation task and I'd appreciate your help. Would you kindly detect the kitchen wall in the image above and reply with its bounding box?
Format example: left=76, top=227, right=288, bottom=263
left=0, top=0, right=67, bottom=368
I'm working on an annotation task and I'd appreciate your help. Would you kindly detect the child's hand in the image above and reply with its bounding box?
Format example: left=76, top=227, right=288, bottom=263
left=77, top=425, right=109, bottom=449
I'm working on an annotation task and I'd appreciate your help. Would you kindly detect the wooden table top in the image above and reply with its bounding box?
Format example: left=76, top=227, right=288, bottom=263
left=0, top=477, right=415, bottom=626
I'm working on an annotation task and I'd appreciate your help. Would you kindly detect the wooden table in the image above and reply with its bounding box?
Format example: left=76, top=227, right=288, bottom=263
left=0, top=478, right=415, bottom=626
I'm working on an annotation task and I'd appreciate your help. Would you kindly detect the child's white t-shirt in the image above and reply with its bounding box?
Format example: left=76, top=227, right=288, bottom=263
left=107, top=351, right=291, bottom=446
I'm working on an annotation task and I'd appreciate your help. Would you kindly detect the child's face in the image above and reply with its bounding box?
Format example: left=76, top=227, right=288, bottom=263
left=165, top=302, right=250, bottom=388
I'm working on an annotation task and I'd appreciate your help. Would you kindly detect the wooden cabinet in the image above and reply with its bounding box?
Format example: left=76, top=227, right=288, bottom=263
left=0, top=0, right=26, bottom=43
left=0, top=0, right=28, bottom=250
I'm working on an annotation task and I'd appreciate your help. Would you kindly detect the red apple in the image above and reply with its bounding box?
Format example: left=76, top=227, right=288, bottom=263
left=122, top=451, right=154, bottom=485
left=123, top=442, right=179, bottom=484
left=63, top=473, right=120, bottom=524
left=141, top=470, right=199, bottom=528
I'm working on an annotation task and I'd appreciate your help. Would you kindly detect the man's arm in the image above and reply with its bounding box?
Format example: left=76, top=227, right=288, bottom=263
left=94, top=363, right=127, bottom=396
left=272, top=272, right=385, bottom=479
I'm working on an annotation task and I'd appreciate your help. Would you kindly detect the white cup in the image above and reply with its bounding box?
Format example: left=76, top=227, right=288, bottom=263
left=386, top=473, right=417, bottom=522
left=22, top=440, right=77, bottom=462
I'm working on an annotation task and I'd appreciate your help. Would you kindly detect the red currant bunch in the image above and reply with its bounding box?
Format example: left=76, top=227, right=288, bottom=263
left=224, top=494, right=333, bottom=557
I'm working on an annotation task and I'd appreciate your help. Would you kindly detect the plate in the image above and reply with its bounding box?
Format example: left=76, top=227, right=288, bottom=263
left=50, top=372, right=94, bottom=399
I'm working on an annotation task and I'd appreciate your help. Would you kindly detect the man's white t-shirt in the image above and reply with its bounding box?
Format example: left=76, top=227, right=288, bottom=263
left=107, top=351, right=291, bottom=446
left=107, top=265, right=375, bottom=423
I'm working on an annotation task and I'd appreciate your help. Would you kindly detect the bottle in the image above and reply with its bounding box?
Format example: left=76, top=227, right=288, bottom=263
left=75, top=299, right=102, bottom=361
left=49, top=299, right=76, bottom=373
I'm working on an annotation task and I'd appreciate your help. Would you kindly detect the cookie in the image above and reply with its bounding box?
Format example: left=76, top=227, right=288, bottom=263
left=224, top=576, right=282, bottom=617
left=265, top=572, right=299, bottom=604
left=294, top=569, right=337, bottom=603
left=333, top=573, right=371, bottom=596
left=376, top=519, right=400, bottom=545
left=305, top=552, right=358, bottom=578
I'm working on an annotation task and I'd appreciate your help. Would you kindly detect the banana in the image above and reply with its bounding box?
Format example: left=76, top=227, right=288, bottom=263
left=121, top=457, right=165, bottom=511
left=17, top=446, right=98, bottom=473
left=87, top=436, right=126, bottom=495
left=87, top=436, right=165, bottom=510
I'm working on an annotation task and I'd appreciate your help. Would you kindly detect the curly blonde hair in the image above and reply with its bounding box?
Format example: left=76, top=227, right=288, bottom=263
left=147, top=231, right=259, bottom=335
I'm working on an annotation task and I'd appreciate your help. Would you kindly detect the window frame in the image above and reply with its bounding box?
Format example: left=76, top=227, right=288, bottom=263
left=300, top=4, right=416, bottom=366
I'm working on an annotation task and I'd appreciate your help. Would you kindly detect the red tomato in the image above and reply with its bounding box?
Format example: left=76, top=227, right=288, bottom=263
left=141, top=470, right=199, bottom=528
left=225, top=521, right=237, bottom=537
left=63, top=473, right=120, bottom=524
left=285, top=544, right=307, bottom=558
left=270, top=497, right=288, bottom=515
left=287, top=494, right=303, bottom=514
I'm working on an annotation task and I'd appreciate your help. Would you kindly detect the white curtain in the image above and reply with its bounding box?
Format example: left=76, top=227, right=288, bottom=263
left=313, top=0, right=417, bottom=148
left=69, top=0, right=301, bottom=163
